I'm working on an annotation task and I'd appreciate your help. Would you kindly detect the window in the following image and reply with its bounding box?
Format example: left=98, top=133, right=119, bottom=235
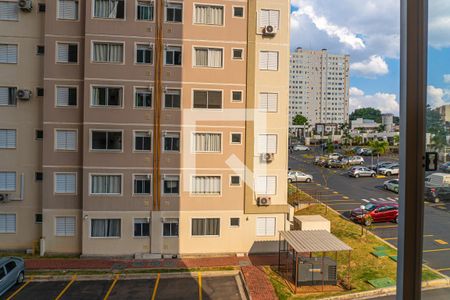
left=257, top=134, right=277, bottom=153
left=0, top=267, right=4, bottom=280
left=164, top=132, right=180, bottom=151
left=163, top=218, right=179, bottom=237
left=91, top=131, right=122, bottom=150
left=259, top=9, right=279, bottom=30
left=0, top=129, right=16, bottom=149
left=56, top=86, right=77, bottom=107
left=233, top=7, right=244, bottom=18
left=55, top=173, right=76, bottom=194
left=259, top=51, right=278, bottom=71
left=164, top=46, right=182, bottom=65
left=93, top=0, right=124, bottom=19
left=58, top=0, right=79, bottom=20
left=192, top=218, right=220, bottom=236
left=255, top=176, right=277, bottom=195
left=194, top=5, right=223, bottom=25
left=133, top=175, right=151, bottom=195
left=193, top=90, right=222, bottom=109
left=232, top=49, right=243, bottom=60
left=194, top=48, right=223, bottom=68
left=35, top=130, right=43, bottom=140
left=193, top=133, right=221, bottom=152
left=37, top=45, right=45, bottom=55
left=36, top=88, right=44, bottom=97
left=134, top=131, right=151, bottom=151
left=0, top=172, right=15, bottom=191
left=35, top=214, right=43, bottom=224
left=230, top=175, right=240, bottom=186
left=5, top=261, right=15, bottom=272
left=256, top=217, right=276, bottom=236
left=135, top=88, right=152, bottom=108
left=191, top=176, right=221, bottom=194
left=92, top=87, right=122, bottom=106
left=91, top=174, right=121, bottom=194
left=232, top=91, right=242, bottom=102
left=137, top=1, right=154, bottom=21
left=55, top=216, right=76, bottom=236
left=35, top=172, right=43, bottom=181
left=259, top=93, right=278, bottom=112
left=0, top=214, right=16, bottom=233
left=0, top=44, right=17, bottom=64
left=231, top=133, right=241, bottom=144
left=57, top=43, right=78, bottom=63
left=134, top=218, right=150, bottom=237
left=55, top=130, right=77, bottom=151
left=136, top=44, right=153, bottom=64
left=0, top=1, right=18, bottom=20
left=230, top=217, right=240, bottom=227
left=92, top=42, right=123, bottom=63
left=0, top=87, right=16, bottom=106
left=164, top=89, right=181, bottom=108
left=91, top=219, right=120, bottom=237
left=165, top=2, right=182, bottom=22
left=163, top=175, right=179, bottom=194
left=38, top=3, right=46, bottom=12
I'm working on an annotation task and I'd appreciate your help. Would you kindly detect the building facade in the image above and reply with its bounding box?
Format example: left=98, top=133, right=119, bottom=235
left=289, top=48, right=350, bottom=131
left=0, top=0, right=289, bottom=257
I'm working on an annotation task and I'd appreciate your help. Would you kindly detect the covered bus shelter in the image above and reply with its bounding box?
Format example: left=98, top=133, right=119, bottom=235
left=278, top=230, right=352, bottom=293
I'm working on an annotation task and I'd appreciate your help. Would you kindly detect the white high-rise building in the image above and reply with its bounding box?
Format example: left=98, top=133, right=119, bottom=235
left=289, top=48, right=350, bottom=132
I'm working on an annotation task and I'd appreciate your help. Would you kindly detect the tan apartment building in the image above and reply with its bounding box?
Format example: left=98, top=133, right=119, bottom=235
left=1, top=0, right=290, bottom=257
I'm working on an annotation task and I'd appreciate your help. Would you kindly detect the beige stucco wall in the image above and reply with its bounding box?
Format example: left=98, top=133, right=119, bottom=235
left=42, top=209, right=82, bottom=254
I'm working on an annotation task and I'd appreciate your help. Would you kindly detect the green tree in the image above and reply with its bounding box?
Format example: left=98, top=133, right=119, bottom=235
left=340, top=122, right=352, bottom=146
left=393, top=135, right=400, bottom=145
left=430, top=127, right=447, bottom=153
left=293, top=114, right=308, bottom=126
left=377, top=124, right=386, bottom=133
left=350, top=107, right=382, bottom=123
left=353, top=136, right=363, bottom=145
left=426, top=105, right=443, bottom=133
left=368, top=140, right=389, bottom=165
left=326, top=141, right=334, bottom=154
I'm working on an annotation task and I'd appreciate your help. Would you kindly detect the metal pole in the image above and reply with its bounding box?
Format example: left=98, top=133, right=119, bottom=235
left=295, top=252, right=299, bottom=294
left=278, top=233, right=281, bottom=272
left=322, top=252, right=325, bottom=292
left=398, top=0, right=428, bottom=299
left=347, top=251, right=351, bottom=290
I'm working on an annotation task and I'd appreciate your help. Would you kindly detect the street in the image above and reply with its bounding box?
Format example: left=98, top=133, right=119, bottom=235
left=289, top=148, right=450, bottom=277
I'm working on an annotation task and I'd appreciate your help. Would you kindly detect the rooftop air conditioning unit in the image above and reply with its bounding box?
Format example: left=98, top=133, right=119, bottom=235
left=262, top=25, right=277, bottom=36
left=261, top=153, right=274, bottom=163
left=257, top=196, right=271, bottom=206
left=0, top=194, right=10, bottom=203
left=17, top=89, right=32, bottom=101
left=18, top=0, right=33, bottom=12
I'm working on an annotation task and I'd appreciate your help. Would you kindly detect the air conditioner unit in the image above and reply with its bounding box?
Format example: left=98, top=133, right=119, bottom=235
left=261, top=153, right=274, bottom=163
left=17, top=89, right=32, bottom=100
left=257, top=196, right=271, bottom=206
left=262, top=25, right=277, bottom=36
left=0, top=194, right=10, bottom=203
left=18, top=0, right=33, bottom=11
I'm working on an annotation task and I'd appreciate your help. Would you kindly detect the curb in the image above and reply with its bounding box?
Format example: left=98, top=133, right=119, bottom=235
left=238, top=270, right=252, bottom=300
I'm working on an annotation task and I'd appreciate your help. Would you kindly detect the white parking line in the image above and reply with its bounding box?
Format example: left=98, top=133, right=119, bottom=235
left=387, top=197, right=397, bottom=202
left=370, top=198, right=378, bottom=202
left=362, top=199, right=369, bottom=203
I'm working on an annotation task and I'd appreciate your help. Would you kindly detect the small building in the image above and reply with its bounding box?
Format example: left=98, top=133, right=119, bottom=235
left=294, top=215, right=331, bottom=232
left=351, top=118, right=380, bottom=132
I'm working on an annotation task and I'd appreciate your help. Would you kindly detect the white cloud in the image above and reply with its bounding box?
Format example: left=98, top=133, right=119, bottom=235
left=427, top=85, right=450, bottom=108
left=429, top=0, right=450, bottom=49
left=443, top=74, right=450, bottom=84
left=350, top=55, right=389, bottom=78
left=349, top=87, right=399, bottom=115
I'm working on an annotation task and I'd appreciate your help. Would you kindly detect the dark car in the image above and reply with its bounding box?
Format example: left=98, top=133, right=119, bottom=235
left=325, top=159, right=347, bottom=168
left=439, top=162, right=450, bottom=173
left=424, top=186, right=450, bottom=203
left=350, top=203, right=399, bottom=226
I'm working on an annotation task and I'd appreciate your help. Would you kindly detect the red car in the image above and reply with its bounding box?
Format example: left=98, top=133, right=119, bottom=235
left=350, top=203, right=399, bottom=226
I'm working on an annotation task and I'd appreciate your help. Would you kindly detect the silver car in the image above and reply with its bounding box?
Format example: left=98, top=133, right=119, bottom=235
left=288, top=171, right=313, bottom=183
left=348, top=166, right=376, bottom=178
left=0, top=257, right=25, bottom=297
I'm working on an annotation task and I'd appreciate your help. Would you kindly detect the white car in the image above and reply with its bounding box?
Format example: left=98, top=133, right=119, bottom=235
left=288, top=171, right=313, bottom=183
left=378, top=163, right=400, bottom=176
left=293, top=145, right=310, bottom=151
left=348, top=156, right=365, bottom=165
left=328, top=153, right=341, bottom=160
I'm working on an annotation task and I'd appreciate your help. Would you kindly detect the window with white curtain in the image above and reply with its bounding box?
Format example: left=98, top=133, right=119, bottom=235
left=164, top=89, right=181, bottom=108
left=256, top=217, right=276, bottom=236
left=259, top=93, right=278, bottom=112
left=55, top=216, right=76, bottom=236
left=137, top=1, right=153, bottom=20
left=257, top=134, right=277, bottom=153
left=91, top=174, right=122, bottom=194
left=0, top=172, right=15, bottom=191
left=193, top=90, right=222, bottom=109
left=0, top=44, right=17, bottom=64
left=0, top=214, right=16, bottom=233
left=259, top=51, right=278, bottom=71
left=54, top=173, right=76, bottom=194
left=134, top=131, right=151, bottom=151
left=259, top=9, right=280, bottom=29
left=194, top=48, right=222, bottom=68
left=91, top=131, right=122, bottom=150
left=136, top=44, right=153, bottom=64
left=0, top=1, right=18, bottom=20
left=164, top=46, right=182, bottom=65
left=58, top=0, right=79, bottom=20
left=164, top=132, right=180, bottom=151
left=255, top=176, right=277, bottom=195
left=56, top=43, right=78, bottom=63
left=56, top=86, right=77, bottom=106
left=0, top=87, right=16, bottom=106
left=191, top=176, right=221, bottom=194
left=165, top=2, right=182, bottom=22
left=0, top=129, right=16, bottom=149
left=193, top=133, right=221, bottom=152
left=92, top=42, right=123, bottom=63
left=194, top=5, right=223, bottom=25
left=163, top=175, right=179, bottom=194
left=91, top=219, right=121, bottom=237
left=135, top=88, right=152, bottom=108
left=92, top=87, right=122, bottom=106
left=133, top=175, right=151, bottom=194
left=55, top=130, right=77, bottom=151
left=93, top=0, right=125, bottom=19
left=192, top=218, right=220, bottom=236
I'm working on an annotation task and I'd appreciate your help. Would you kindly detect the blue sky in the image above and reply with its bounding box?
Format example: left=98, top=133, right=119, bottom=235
left=290, top=0, right=450, bottom=116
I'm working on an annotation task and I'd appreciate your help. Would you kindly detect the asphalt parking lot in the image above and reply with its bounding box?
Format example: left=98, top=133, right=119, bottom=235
left=2, top=273, right=246, bottom=300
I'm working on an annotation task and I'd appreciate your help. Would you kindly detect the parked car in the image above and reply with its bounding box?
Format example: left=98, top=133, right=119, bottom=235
left=328, top=153, right=342, bottom=160
left=347, top=156, right=365, bottom=165
left=439, top=162, right=450, bottom=173
left=384, top=179, right=399, bottom=193
left=361, top=148, right=373, bottom=156
left=348, top=166, right=376, bottom=178
left=288, top=171, right=313, bottom=183
left=293, top=145, right=311, bottom=151
left=371, top=161, right=395, bottom=171
left=424, top=173, right=450, bottom=203
left=350, top=203, right=399, bottom=226
left=314, top=156, right=328, bottom=166
left=0, top=257, right=25, bottom=297
left=378, top=163, right=400, bottom=176
left=325, top=159, right=347, bottom=168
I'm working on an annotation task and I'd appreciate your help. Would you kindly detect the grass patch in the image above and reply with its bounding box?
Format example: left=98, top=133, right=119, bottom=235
left=288, top=184, right=317, bottom=206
